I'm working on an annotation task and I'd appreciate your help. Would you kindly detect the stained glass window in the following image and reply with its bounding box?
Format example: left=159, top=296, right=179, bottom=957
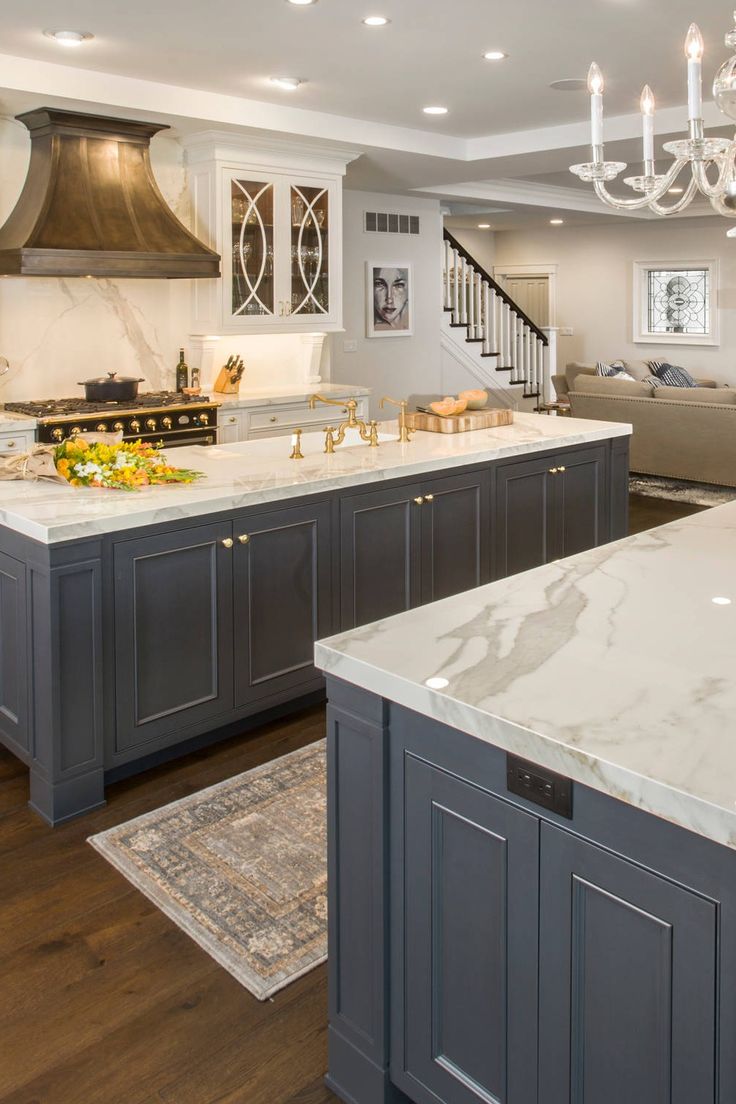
left=646, top=268, right=709, bottom=336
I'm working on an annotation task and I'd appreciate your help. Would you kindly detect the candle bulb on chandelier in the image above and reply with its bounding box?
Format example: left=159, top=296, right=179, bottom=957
left=640, top=85, right=655, bottom=173
left=685, top=23, right=704, bottom=122
left=588, top=62, right=605, bottom=159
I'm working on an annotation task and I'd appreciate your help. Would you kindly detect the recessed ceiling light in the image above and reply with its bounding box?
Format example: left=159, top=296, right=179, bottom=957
left=423, top=106, right=448, bottom=115
left=483, top=50, right=508, bottom=61
left=287, top=0, right=317, bottom=4
left=712, top=596, right=732, bottom=605
left=270, top=76, right=302, bottom=90
left=363, top=15, right=390, bottom=25
left=550, top=218, right=565, bottom=225
left=549, top=78, right=587, bottom=92
left=43, top=29, right=94, bottom=46
left=425, top=677, right=449, bottom=689
left=477, top=223, right=491, bottom=228
left=669, top=186, right=684, bottom=194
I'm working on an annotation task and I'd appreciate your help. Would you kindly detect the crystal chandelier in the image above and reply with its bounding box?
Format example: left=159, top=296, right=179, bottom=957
left=570, top=12, right=736, bottom=235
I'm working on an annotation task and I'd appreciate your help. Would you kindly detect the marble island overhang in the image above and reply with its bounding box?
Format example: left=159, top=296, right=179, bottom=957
left=316, top=499, right=736, bottom=850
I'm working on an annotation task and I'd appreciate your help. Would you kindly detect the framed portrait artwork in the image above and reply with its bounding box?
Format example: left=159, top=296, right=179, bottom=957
left=366, top=262, right=413, bottom=337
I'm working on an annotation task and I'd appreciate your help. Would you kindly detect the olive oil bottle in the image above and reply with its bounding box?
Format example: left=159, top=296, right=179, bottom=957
left=175, top=348, right=189, bottom=393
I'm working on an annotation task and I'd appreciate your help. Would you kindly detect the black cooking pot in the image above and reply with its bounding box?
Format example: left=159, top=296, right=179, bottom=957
left=78, top=373, right=145, bottom=403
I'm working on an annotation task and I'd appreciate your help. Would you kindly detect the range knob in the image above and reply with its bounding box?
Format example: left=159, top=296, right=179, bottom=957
left=96, top=422, right=108, bottom=433
left=146, top=418, right=157, bottom=431
left=129, top=419, right=141, bottom=434
left=199, top=411, right=209, bottom=426
left=71, top=426, right=82, bottom=437
left=162, top=416, right=172, bottom=430
left=113, top=421, right=125, bottom=433
left=51, top=427, right=64, bottom=442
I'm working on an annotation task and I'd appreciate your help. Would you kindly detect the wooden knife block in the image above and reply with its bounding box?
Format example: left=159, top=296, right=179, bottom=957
left=213, top=366, right=241, bottom=394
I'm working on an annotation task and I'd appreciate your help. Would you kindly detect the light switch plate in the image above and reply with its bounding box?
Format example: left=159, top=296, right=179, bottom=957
left=560, top=327, right=574, bottom=337
left=343, top=340, right=358, bottom=353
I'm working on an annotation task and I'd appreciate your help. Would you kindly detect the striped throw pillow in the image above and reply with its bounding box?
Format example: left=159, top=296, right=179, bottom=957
left=647, top=361, right=697, bottom=387
left=596, top=360, right=634, bottom=379
left=644, top=375, right=664, bottom=389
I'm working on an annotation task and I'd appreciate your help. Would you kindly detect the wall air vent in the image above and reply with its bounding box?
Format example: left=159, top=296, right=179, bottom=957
left=364, top=212, right=420, bottom=235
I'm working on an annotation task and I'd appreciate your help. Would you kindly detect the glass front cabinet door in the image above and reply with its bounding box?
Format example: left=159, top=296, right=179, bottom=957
left=223, top=171, right=341, bottom=332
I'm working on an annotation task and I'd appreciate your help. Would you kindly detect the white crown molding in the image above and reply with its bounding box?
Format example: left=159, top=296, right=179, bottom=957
left=182, top=129, right=362, bottom=175
left=0, top=52, right=466, bottom=161
left=416, top=179, right=654, bottom=218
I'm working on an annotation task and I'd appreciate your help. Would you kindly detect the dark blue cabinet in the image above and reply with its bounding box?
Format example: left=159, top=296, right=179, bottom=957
left=539, top=824, right=717, bottom=1104
left=396, top=755, right=538, bottom=1104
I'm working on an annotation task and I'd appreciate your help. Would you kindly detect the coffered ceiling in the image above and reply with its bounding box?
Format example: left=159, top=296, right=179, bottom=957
left=0, top=0, right=733, bottom=224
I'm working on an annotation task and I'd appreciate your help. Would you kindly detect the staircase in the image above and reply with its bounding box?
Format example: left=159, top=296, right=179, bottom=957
left=442, top=229, right=550, bottom=409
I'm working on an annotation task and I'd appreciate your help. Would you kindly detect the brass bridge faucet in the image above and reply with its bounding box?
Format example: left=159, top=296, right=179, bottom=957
left=379, top=395, right=413, bottom=443
left=308, top=394, right=380, bottom=453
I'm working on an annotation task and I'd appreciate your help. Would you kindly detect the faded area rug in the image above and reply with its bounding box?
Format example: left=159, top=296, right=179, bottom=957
left=629, top=474, right=736, bottom=508
left=89, top=739, right=327, bottom=1001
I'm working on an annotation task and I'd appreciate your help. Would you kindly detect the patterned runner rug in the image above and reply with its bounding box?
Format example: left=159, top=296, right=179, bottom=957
left=89, top=739, right=327, bottom=1001
left=629, top=474, right=736, bottom=507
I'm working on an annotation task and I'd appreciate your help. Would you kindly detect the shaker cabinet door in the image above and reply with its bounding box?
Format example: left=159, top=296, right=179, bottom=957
left=492, top=453, right=556, bottom=579
left=340, top=484, right=422, bottom=629
left=539, top=824, right=717, bottom=1104
left=233, top=501, right=333, bottom=706
left=396, top=755, right=539, bottom=1104
left=553, top=443, right=608, bottom=559
left=113, top=521, right=235, bottom=752
left=420, top=469, right=490, bottom=604
left=0, top=550, right=28, bottom=755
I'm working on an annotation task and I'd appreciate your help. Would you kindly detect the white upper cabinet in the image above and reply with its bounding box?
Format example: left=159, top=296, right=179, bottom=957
left=184, top=133, right=358, bottom=335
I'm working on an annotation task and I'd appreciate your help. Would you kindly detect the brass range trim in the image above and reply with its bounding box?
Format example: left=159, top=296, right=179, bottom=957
left=34, top=402, right=217, bottom=424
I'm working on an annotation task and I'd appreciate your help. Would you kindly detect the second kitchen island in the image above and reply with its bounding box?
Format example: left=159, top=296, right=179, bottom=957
left=0, top=412, right=629, bottom=822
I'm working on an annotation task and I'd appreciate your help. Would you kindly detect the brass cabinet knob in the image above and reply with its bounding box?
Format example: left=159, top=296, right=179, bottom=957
left=558, top=465, right=566, bottom=473
left=414, top=496, right=424, bottom=505
left=5, top=441, right=14, bottom=449
left=425, top=494, right=434, bottom=502
left=146, top=418, right=157, bottom=431
left=162, top=416, right=173, bottom=429
left=549, top=467, right=558, bottom=474
left=238, top=534, right=250, bottom=544
left=228, top=416, right=237, bottom=424
left=270, top=416, right=278, bottom=423
left=222, top=537, right=234, bottom=549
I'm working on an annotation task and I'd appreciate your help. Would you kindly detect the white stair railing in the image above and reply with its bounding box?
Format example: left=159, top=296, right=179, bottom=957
left=442, top=233, right=550, bottom=401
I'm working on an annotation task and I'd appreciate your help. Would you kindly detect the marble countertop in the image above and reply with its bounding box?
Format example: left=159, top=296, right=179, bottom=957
left=0, top=412, right=629, bottom=545
left=0, top=411, right=38, bottom=432
left=213, top=383, right=371, bottom=410
left=316, top=502, right=736, bottom=850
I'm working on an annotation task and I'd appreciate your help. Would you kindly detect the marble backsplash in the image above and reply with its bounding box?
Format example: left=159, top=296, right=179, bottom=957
left=0, top=117, right=322, bottom=401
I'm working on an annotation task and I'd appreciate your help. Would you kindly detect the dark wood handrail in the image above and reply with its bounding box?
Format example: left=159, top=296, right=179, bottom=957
left=443, top=228, right=548, bottom=346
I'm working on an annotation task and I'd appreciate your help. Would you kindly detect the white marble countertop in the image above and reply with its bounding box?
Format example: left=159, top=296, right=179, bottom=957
left=0, top=411, right=38, bottom=432
left=0, top=412, right=629, bottom=545
left=315, top=502, right=736, bottom=850
left=213, top=383, right=371, bottom=410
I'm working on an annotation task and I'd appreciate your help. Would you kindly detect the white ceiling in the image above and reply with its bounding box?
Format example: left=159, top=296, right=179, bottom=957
left=0, top=0, right=734, bottom=225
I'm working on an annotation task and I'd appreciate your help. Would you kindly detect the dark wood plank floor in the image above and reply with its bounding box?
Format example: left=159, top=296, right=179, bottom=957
left=0, top=492, right=711, bottom=1103
left=0, top=704, right=338, bottom=1104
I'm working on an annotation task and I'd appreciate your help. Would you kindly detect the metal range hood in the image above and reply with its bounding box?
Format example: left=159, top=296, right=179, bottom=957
left=0, top=107, right=221, bottom=279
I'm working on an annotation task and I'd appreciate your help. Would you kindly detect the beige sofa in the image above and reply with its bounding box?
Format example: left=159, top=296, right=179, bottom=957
left=557, top=362, right=736, bottom=487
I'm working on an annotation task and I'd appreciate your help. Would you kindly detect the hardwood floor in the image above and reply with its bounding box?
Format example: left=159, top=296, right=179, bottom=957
left=0, top=491, right=712, bottom=1103
left=0, top=705, right=338, bottom=1104
left=628, top=492, right=707, bottom=535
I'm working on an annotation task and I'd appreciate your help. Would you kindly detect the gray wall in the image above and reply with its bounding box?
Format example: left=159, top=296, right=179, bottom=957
left=330, top=190, right=444, bottom=416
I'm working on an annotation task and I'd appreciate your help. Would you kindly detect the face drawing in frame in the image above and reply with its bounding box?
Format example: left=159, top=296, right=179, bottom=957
left=370, top=264, right=412, bottom=335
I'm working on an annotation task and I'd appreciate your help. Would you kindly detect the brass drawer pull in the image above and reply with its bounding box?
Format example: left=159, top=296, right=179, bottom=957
left=222, top=537, right=234, bottom=549
left=558, top=465, right=566, bottom=472
left=238, top=534, right=250, bottom=544
left=414, top=496, right=424, bottom=505
left=549, top=467, right=558, bottom=474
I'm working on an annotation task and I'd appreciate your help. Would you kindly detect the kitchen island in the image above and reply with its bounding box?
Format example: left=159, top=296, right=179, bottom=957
left=315, top=501, right=736, bottom=1104
left=0, top=412, right=629, bottom=823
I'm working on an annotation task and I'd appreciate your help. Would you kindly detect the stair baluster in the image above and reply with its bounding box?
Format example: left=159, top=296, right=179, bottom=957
left=467, top=264, right=475, bottom=338
left=482, top=284, right=492, bottom=354
left=443, top=239, right=452, bottom=310
left=452, top=248, right=460, bottom=320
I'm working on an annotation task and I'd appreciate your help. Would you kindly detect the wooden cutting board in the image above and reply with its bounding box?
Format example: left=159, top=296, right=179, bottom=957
left=405, top=408, right=514, bottom=434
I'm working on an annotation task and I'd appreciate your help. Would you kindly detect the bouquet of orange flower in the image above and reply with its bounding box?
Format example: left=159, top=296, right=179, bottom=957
left=54, top=438, right=204, bottom=491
